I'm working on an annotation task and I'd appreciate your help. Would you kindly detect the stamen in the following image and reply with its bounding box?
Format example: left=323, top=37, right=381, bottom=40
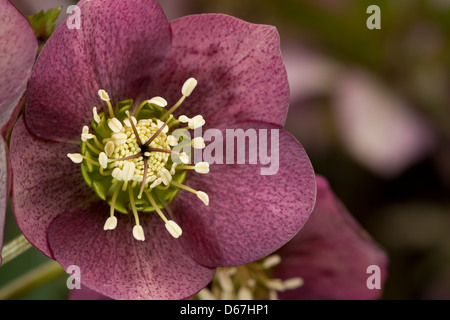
left=98, top=152, right=108, bottom=169
left=98, top=89, right=114, bottom=118
left=109, top=182, right=121, bottom=219
left=129, top=187, right=144, bottom=241
left=191, top=137, right=205, bottom=149
left=170, top=180, right=209, bottom=206
left=165, top=220, right=182, bottom=238
left=108, top=117, right=123, bottom=133
left=181, top=77, right=198, bottom=97
left=159, top=168, right=172, bottom=186
left=92, top=107, right=101, bottom=124
left=67, top=153, right=100, bottom=166
left=283, top=277, right=304, bottom=290
left=104, top=141, right=115, bottom=157
left=132, top=225, right=145, bottom=241
left=67, top=153, right=83, bottom=163
left=103, top=216, right=118, bottom=230
left=262, top=255, right=282, bottom=269
left=161, top=78, right=198, bottom=121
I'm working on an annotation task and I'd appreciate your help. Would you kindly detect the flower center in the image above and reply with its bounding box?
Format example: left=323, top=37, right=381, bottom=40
left=193, top=255, right=304, bottom=300
left=68, top=78, right=210, bottom=241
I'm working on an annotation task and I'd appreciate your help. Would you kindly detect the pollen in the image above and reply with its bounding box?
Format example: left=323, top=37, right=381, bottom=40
left=68, top=78, right=210, bottom=241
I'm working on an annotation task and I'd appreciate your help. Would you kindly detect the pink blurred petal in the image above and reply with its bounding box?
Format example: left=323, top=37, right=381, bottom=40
left=334, top=70, right=436, bottom=177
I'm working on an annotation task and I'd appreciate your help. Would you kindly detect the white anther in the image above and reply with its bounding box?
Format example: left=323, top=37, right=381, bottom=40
left=191, top=137, right=205, bottom=149
left=148, top=96, right=168, bottom=108
left=144, top=151, right=151, bottom=157
left=262, top=255, right=282, bottom=269
left=197, top=288, right=216, bottom=300
left=170, top=163, right=177, bottom=175
left=266, top=279, right=285, bottom=292
left=196, top=191, right=209, bottom=206
left=167, top=135, right=178, bottom=146
left=179, top=152, right=189, bottom=164
left=111, top=168, right=123, bottom=180
left=165, top=220, right=182, bottom=238
left=159, top=168, right=172, bottom=186
left=67, top=153, right=83, bottom=164
left=108, top=118, right=123, bottom=133
left=98, top=89, right=110, bottom=101
left=92, top=107, right=101, bottom=124
left=237, top=287, right=253, bottom=300
left=122, top=161, right=136, bottom=181
left=178, top=115, right=190, bottom=123
left=156, top=119, right=169, bottom=134
left=103, top=216, right=118, bottom=230
left=81, top=126, right=93, bottom=142
left=283, top=277, right=304, bottom=290
left=194, top=162, right=210, bottom=174
left=149, top=178, right=162, bottom=189
left=132, top=225, right=145, bottom=241
left=188, top=115, right=205, bottom=129
left=111, top=133, right=127, bottom=145
left=98, top=152, right=108, bottom=169
left=104, top=141, right=115, bottom=157
left=181, top=78, right=198, bottom=97
left=217, top=269, right=234, bottom=293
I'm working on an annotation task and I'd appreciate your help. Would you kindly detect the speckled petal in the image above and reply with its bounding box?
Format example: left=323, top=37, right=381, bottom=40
left=170, top=122, right=316, bottom=267
left=25, top=0, right=171, bottom=143
left=274, top=176, right=389, bottom=300
left=0, top=0, right=37, bottom=132
left=47, top=202, right=216, bottom=300
left=10, top=117, right=94, bottom=258
left=0, top=0, right=37, bottom=263
left=148, top=14, right=290, bottom=128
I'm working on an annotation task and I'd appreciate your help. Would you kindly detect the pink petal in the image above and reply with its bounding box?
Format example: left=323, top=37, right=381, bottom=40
left=274, top=176, right=389, bottom=299
left=148, top=14, right=290, bottom=128
left=10, top=117, right=93, bottom=258
left=0, top=0, right=37, bottom=131
left=25, top=0, right=171, bottom=143
left=47, top=202, right=215, bottom=300
left=0, top=0, right=37, bottom=263
left=170, top=121, right=316, bottom=267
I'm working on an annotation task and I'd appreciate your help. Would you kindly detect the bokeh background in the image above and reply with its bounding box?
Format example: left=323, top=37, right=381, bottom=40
left=1, top=0, right=450, bottom=299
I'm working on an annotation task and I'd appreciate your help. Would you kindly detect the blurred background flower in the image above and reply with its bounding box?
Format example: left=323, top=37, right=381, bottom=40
left=2, top=0, right=450, bottom=299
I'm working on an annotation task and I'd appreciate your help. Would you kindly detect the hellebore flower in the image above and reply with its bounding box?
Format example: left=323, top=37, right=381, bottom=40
left=192, top=176, right=388, bottom=300
left=0, top=0, right=37, bottom=263
left=10, top=0, right=316, bottom=299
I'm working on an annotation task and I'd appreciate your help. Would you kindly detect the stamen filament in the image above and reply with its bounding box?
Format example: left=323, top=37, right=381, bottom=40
left=110, top=182, right=122, bottom=217
left=85, top=141, right=102, bottom=154
left=145, top=190, right=168, bottom=223
left=133, top=100, right=149, bottom=118
left=170, top=180, right=197, bottom=194
left=92, top=135, right=104, bottom=150
left=161, top=95, right=186, bottom=121
left=128, top=187, right=140, bottom=226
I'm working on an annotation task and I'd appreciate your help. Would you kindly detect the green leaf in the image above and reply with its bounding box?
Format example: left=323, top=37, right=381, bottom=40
left=26, top=8, right=62, bottom=42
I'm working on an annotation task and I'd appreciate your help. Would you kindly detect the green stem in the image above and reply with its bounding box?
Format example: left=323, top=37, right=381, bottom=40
left=1, top=234, right=32, bottom=266
left=0, top=261, right=65, bottom=300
